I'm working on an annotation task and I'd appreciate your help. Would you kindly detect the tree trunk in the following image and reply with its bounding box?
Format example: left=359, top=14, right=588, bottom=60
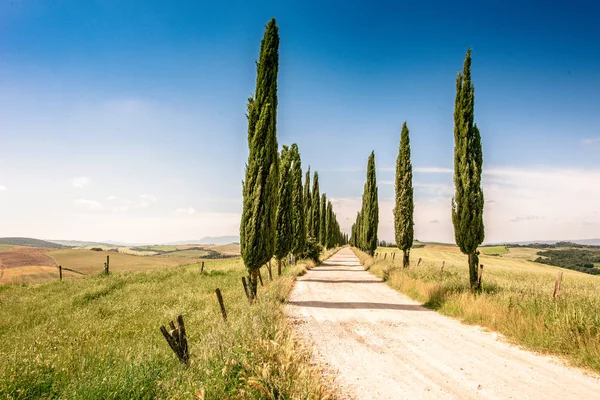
left=402, top=250, right=410, bottom=269
left=249, top=269, right=259, bottom=299
left=468, top=252, right=480, bottom=291
left=277, top=259, right=282, bottom=276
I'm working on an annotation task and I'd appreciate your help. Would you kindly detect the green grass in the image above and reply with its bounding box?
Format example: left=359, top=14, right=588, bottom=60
left=358, top=245, right=600, bottom=373
left=480, top=245, right=509, bottom=256
left=0, top=257, right=333, bottom=399
left=0, top=244, right=15, bottom=252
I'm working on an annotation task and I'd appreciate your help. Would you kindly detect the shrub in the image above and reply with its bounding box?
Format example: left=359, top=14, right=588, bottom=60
left=300, top=237, right=323, bottom=263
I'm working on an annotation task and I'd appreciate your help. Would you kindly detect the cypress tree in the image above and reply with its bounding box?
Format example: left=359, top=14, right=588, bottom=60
left=362, top=151, right=379, bottom=256
left=304, top=167, right=312, bottom=237
left=240, top=19, right=280, bottom=296
left=274, top=146, right=292, bottom=275
left=319, top=193, right=327, bottom=246
left=326, top=201, right=334, bottom=249
left=452, top=48, right=485, bottom=290
left=394, top=122, right=414, bottom=268
left=290, top=144, right=306, bottom=259
left=311, top=172, right=320, bottom=238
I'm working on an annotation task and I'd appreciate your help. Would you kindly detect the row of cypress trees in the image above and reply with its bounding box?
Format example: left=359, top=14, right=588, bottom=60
left=240, top=19, right=347, bottom=296
left=391, top=49, right=484, bottom=290
left=349, top=49, right=484, bottom=290
left=349, top=151, right=379, bottom=256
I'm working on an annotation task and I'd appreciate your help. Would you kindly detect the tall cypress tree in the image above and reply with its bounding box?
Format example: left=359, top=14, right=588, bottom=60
left=274, top=146, right=292, bottom=275
left=240, top=19, right=280, bottom=296
left=362, top=151, right=379, bottom=256
left=452, top=48, right=485, bottom=290
left=394, top=122, right=414, bottom=268
left=303, top=167, right=312, bottom=237
left=290, top=144, right=306, bottom=259
left=311, top=172, right=320, bottom=238
left=319, top=193, right=327, bottom=246
left=325, top=201, right=334, bottom=249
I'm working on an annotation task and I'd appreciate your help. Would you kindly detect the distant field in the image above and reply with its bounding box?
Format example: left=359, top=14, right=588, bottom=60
left=47, top=249, right=199, bottom=276
left=0, top=244, right=15, bottom=252
left=480, top=245, right=509, bottom=256
left=0, top=265, right=81, bottom=285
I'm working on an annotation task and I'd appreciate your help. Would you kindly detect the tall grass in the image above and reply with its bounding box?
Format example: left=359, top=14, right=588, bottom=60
left=0, top=257, right=334, bottom=399
left=352, top=246, right=600, bottom=373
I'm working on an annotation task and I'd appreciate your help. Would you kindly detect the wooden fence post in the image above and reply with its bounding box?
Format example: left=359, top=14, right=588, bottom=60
left=392, top=253, right=396, bottom=260
left=59, top=265, right=63, bottom=281
left=159, top=315, right=189, bottom=365
left=384, top=253, right=387, bottom=260
left=104, top=255, right=110, bottom=274
left=215, top=288, right=227, bottom=322
left=553, top=271, right=563, bottom=300
left=417, top=258, right=422, bottom=266
left=200, top=261, right=205, bottom=273
left=440, top=261, right=445, bottom=278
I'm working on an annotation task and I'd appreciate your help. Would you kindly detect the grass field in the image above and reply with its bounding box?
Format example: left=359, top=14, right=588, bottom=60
left=0, top=265, right=82, bottom=285
left=480, top=245, right=509, bottom=256
left=358, top=244, right=600, bottom=373
left=47, top=249, right=196, bottom=276
left=0, top=252, right=337, bottom=399
left=0, top=244, right=15, bottom=252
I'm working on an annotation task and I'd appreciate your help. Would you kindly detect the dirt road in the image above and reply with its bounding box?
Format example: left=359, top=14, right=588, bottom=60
left=287, top=248, right=600, bottom=399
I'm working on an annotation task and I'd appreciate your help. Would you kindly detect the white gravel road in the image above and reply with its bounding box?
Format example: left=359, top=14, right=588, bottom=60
left=286, top=247, right=600, bottom=399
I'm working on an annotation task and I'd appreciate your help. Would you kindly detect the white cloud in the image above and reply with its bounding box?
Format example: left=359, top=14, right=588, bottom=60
left=139, top=194, right=157, bottom=208
left=329, top=166, right=600, bottom=244
left=107, top=196, right=132, bottom=212
left=71, top=177, right=91, bottom=188
left=176, top=207, right=197, bottom=215
left=74, top=198, right=104, bottom=211
left=582, top=137, right=600, bottom=144
left=0, top=185, right=6, bottom=191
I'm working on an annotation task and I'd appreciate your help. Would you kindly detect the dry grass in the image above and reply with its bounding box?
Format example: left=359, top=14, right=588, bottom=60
left=353, top=245, right=600, bottom=373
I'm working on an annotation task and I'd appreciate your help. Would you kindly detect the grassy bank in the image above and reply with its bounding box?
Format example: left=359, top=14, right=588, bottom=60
left=0, top=257, right=333, bottom=399
left=351, top=245, right=600, bottom=373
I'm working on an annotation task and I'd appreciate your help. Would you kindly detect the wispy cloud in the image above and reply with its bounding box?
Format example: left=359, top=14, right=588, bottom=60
left=107, top=196, right=132, bottom=212
left=582, top=137, right=600, bottom=144
left=139, top=194, right=157, bottom=208
left=71, top=177, right=91, bottom=188
left=510, top=215, right=544, bottom=223
left=176, top=207, right=197, bottom=215
left=74, top=198, right=103, bottom=211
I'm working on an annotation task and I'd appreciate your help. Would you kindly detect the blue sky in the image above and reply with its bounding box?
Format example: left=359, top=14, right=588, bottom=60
left=1, top=0, right=599, bottom=243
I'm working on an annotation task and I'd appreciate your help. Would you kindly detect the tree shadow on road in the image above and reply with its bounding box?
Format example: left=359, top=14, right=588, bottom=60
left=299, top=279, right=382, bottom=284
left=287, top=300, right=428, bottom=311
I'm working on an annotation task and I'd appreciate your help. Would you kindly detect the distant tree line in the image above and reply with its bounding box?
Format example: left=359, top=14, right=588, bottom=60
left=535, top=249, right=600, bottom=275
left=512, top=242, right=600, bottom=250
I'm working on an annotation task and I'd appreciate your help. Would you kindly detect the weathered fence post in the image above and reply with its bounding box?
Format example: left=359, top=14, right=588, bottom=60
left=104, top=255, right=110, bottom=274
left=553, top=271, right=563, bottom=300
left=200, top=261, right=205, bottom=273
left=159, top=315, right=189, bottom=365
left=417, top=257, right=422, bottom=266
left=392, top=253, right=396, bottom=260
left=215, top=288, right=227, bottom=322
left=59, top=265, right=63, bottom=281
left=384, top=253, right=387, bottom=260
left=440, top=261, right=445, bottom=279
